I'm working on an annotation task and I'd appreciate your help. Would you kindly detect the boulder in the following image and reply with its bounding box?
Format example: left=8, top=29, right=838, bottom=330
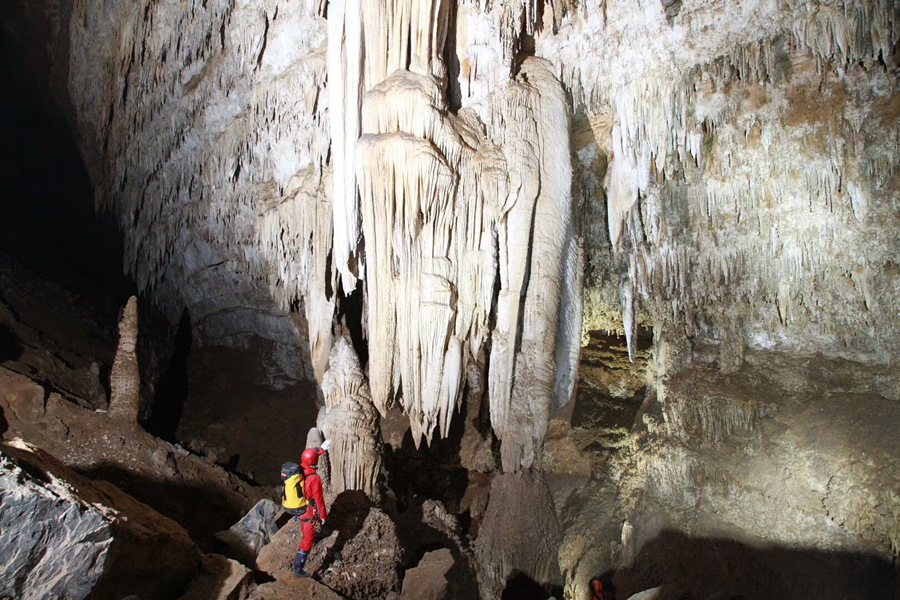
left=215, top=499, right=280, bottom=565
left=400, top=549, right=455, bottom=600
left=180, top=554, right=256, bottom=600
left=0, top=439, right=199, bottom=600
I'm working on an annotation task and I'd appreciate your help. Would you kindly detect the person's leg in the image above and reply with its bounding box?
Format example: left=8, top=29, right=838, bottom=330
left=293, top=520, right=316, bottom=576
left=293, top=549, right=309, bottom=577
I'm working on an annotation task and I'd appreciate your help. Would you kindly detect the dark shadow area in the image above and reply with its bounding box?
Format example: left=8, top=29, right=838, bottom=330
left=310, top=490, right=373, bottom=573
left=662, top=0, right=683, bottom=22
left=382, top=402, right=470, bottom=514
left=611, top=529, right=897, bottom=600
left=0, top=324, right=24, bottom=363
left=79, top=463, right=249, bottom=552
left=324, top=490, right=372, bottom=551
left=145, top=309, right=192, bottom=441
left=393, top=499, right=480, bottom=599
left=443, top=0, right=461, bottom=111
left=177, top=340, right=320, bottom=486
left=501, top=571, right=563, bottom=600
left=0, top=28, right=134, bottom=303
left=335, top=281, right=369, bottom=370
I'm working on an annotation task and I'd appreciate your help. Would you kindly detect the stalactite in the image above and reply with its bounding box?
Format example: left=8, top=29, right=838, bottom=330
left=328, top=0, right=364, bottom=292
left=63, top=0, right=899, bottom=484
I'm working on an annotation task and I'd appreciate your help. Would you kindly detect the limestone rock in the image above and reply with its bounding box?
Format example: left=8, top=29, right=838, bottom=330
left=108, top=295, right=140, bottom=421
left=215, top=499, right=280, bottom=566
left=400, top=549, right=455, bottom=600
left=1, top=366, right=266, bottom=544
left=180, top=554, right=256, bottom=600
left=0, top=450, right=111, bottom=599
left=0, top=439, right=199, bottom=600
left=474, top=471, right=563, bottom=599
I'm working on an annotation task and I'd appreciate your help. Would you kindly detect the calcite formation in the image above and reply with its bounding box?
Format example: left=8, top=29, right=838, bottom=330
left=320, top=338, right=382, bottom=497
left=108, top=295, right=140, bottom=422
left=55, top=0, right=584, bottom=469
left=42, top=0, right=896, bottom=469
left=3, top=0, right=900, bottom=595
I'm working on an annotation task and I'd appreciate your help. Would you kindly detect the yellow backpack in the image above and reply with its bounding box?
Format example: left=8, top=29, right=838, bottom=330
left=281, top=462, right=309, bottom=515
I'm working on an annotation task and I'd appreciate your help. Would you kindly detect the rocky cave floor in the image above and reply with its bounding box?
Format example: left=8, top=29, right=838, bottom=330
left=2, top=252, right=899, bottom=599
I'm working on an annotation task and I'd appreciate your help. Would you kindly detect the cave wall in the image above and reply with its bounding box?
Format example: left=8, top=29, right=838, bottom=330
left=3, top=0, right=899, bottom=596
left=13, top=0, right=892, bottom=456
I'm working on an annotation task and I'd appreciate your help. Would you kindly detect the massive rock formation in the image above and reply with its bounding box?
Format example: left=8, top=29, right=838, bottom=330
left=474, top=471, right=563, bottom=598
left=8, top=0, right=889, bottom=472
left=0, top=439, right=199, bottom=600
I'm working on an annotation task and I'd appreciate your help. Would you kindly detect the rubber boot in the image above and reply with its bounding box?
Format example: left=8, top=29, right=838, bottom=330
left=293, top=550, right=310, bottom=577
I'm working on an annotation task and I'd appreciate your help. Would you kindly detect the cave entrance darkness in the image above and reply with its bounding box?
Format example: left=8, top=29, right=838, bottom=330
left=0, top=29, right=134, bottom=303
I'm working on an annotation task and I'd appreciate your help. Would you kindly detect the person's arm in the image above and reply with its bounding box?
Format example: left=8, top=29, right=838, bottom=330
left=309, top=474, right=328, bottom=521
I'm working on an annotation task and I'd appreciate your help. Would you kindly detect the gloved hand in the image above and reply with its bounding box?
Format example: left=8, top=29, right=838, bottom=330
left=321, top=439, right=332, bottom=452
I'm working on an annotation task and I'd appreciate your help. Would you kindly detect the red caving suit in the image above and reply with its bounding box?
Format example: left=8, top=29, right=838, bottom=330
left=299, top=464, right=328, bottom=552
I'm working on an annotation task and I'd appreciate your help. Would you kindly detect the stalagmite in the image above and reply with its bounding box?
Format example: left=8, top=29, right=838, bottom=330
left=108, top=296, right=140, bottom=422
left=320, top=338, right=382, bottom=498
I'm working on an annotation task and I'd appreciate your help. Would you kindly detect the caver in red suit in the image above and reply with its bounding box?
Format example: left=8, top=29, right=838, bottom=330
left=293, top=442, right=330, bottom=577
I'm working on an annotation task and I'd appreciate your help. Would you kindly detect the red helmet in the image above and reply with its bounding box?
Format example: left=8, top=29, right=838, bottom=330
left=301, top=448, right=321, bottom=468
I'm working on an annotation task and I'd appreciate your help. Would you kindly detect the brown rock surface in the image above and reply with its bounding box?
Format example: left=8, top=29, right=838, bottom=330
left=258, top=490, right=404, bottom=599
left=0, top=366, right=265, bottom=544
left=180, top=553, right=256, bottom=600
left=474, top=470, right=563, bottom=599
left=400, top=549, right=454, bottom=600
left=248, top=578, right=344, bottom=600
